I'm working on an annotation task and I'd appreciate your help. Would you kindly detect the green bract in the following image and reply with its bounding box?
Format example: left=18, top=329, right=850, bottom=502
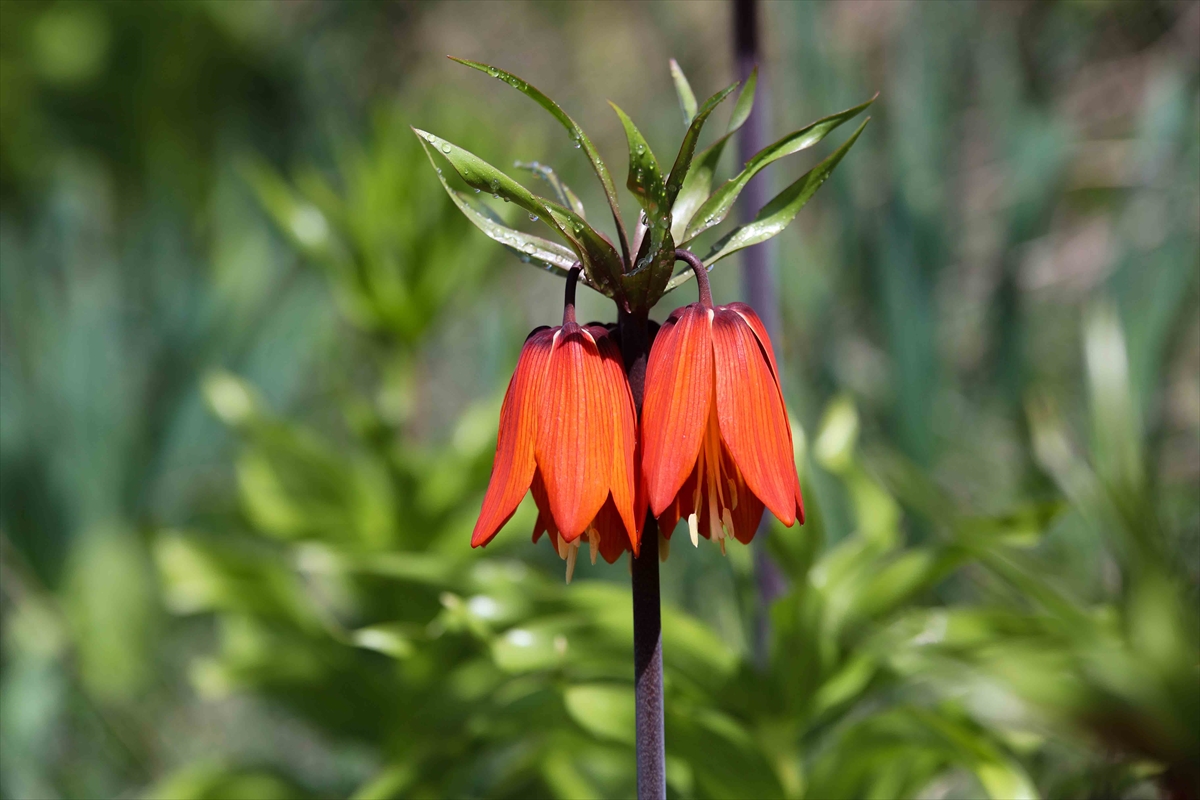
left=418, top=58, right=874, bottom=312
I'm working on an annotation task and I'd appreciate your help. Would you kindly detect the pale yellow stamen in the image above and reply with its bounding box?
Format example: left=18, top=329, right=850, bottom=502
left=556, top=533, right=568, bottom=560
left=565, top=539, right=579, bottom=583
left=587, top=525, right=599, bottom=565
left=688, top=512, right=699, bottom=547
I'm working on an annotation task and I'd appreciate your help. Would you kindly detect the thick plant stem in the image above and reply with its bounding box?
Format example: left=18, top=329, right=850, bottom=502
left=618, top=308, right=665, bottom=800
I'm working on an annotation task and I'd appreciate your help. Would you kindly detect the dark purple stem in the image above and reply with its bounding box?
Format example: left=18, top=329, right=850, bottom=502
left=618, top=307, right=664, bottom=800
left=563, top=263, right=581, bottom=324
left=734, top=0, right=788, bottom=667
left=674, top=249, right=713, bottom=309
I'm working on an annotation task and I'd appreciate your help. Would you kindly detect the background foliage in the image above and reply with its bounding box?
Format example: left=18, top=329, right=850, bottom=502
left=1, top=2, right=1197, bottom=799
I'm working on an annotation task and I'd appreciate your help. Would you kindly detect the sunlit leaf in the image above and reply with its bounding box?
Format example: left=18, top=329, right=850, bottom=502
left=426, top=153, right=586, bottom=284
left=610, top=102, right=666, bottom=218
left=449, top=57, right=631, bottom=263
left=701, top=118, right=870, bottom=267
left=670, top=69, right=757, bottom=241
left=683, top=94, right=876, bottom=242
left=664, top=81, right=739, bottom=208
left=564, top=684, right=635, bottom=745
left=669, top=58, right=697, bottom=125
left=414, top=129, right=622, bottom=294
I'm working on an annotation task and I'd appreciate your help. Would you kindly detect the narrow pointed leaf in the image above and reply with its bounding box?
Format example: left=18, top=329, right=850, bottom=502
left=683, top=94, right=876, bottom=242
left=727, top=66, right=757, bottom=133
left=414, top=129, right=622, bottom=294
left=610, top=103, right=675, bottom=306
left=664, top=81, right=739, bottom=209
left=671, top=70, right=757, bottom=240
left=669, top=58, right=698, bottom=125
left=423, top=147, right=588, bottom=284
left=610, top=103, right=667, bottom=218
left=700, top=118, right=870, bottom=267
left=514, top=161, right=586, bottom=218
left=450, top=57, right=630, bottom=264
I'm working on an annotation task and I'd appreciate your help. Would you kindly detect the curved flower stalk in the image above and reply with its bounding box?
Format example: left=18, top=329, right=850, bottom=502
left=642, top=252, right=804, bottom=555
left=471, top=267, right=642, bottom=581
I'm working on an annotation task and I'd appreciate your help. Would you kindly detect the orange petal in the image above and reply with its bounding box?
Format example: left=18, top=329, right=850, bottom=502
left=712, top=308, right=799, bottom=526
left=472, top=328, right=554, bottom=547
left=589, top=325, right=640, bottom=552
left=593, top=497, right=633, bottom=564
left=536, top=323, right=614, bottom=540
left=530, top=469, right=556, bottom=543
left=641, top=304, right=714, bottom=517
left=723, top=449, right=765, bottom=543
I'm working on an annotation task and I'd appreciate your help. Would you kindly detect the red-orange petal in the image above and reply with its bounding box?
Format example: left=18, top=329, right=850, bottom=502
left=722, top=448, right=765, bottom=543
left=641, top=304, right=714, bottom=517
left=727, top=304, right=804, bottom=523
left=593, top=497, right=633, bottom=564
left=536, top=323, right=614, bottom=540
left=711, top=308, right=799, bottom=526
left=589, top=325, right=640, bottom=552
left=472, top=328, right=555, bottom=547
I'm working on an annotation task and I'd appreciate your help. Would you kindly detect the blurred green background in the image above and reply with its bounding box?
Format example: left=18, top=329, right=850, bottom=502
left=1, top=2, right=1197, bottom=798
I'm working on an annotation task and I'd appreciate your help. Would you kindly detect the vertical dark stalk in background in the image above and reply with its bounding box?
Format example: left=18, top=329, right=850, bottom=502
left=619, top=308, right=664, bottom=800
left=734, top=0, right=788, bottom=662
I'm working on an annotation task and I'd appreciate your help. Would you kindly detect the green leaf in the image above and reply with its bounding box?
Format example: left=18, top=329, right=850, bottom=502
left=700, top=118, right=870, bottom=267
left=450, top=57, right=630, bottom=264
left=683, top=94, right=876, bottom=242
left=670, top=70, right=757, bottom=240
left=664, top=81, right=739, bottom=209
left=564, top=684, right=635, bottom=745
left=610, top=102, right=667, bottom=218
left=668, top=58, right=698, bottom=125
left=414, top=129, right=622, bottom=295
left=610, top=103, right=675, bottom=308
left=426, top=153, right=586, bottom=284
left=514, top=160, right=586, bottom=218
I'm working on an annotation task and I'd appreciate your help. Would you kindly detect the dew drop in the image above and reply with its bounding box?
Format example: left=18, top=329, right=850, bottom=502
left=636, top=144, right=645, bottom=154
left=487, top=67, right=499, bottom=77
left=493, top=193, right=501, bottom=199
left=474, top=188, right=481, bottom=193
left=441, top=143, right=451, bottom=154
left=528, top=214, right=538, bottom=222
left=524, top=242, right=536, bottom=253
left=573, top=141, right=581, bottom=149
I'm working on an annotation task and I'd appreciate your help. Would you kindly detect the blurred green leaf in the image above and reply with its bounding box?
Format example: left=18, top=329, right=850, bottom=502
left=668, top=58, right=698, bottom=125
left=514, top=160, right=586, bottom=218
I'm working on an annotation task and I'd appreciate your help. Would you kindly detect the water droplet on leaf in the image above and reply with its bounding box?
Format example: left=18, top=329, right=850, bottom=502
left=441, top=143, right=451, bottom=154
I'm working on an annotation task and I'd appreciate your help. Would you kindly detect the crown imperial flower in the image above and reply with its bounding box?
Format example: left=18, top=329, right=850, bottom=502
left=641, top=254, right=804, bottom=553
left=472, top=267, right=642, bottom=580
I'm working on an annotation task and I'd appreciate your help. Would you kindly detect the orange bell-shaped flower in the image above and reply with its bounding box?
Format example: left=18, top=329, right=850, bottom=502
left=641, top=261, right=803, bottom=553
left=472, top=267, right=642, bottom=580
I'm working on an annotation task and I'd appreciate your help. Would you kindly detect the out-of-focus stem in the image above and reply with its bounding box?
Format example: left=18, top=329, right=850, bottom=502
left=734, top=0, right=789, bottom=665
